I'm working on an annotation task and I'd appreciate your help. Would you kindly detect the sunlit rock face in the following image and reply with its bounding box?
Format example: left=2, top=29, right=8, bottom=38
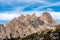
left=41, top=12, right=57, bottom=25
left=0, top=12, right=60, bottom=40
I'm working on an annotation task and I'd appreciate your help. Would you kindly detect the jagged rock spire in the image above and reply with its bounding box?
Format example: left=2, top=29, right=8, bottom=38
left=41, top=12, right=57, bottom=25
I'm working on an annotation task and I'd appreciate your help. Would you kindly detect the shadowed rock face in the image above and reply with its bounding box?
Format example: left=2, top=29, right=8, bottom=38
left=0, top=12, right=59, bottom=40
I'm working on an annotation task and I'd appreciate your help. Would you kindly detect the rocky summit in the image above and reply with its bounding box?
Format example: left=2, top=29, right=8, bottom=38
left=0, top=12, right=60, bottom=40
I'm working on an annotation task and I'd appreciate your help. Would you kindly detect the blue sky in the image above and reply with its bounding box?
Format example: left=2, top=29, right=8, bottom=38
left=0, top=0, right=60, bottom=24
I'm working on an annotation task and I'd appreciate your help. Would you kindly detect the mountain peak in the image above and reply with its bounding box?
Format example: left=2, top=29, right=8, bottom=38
left=0, top=12, right=59, bottom=40
left=41, top=12, right=57, bottom=25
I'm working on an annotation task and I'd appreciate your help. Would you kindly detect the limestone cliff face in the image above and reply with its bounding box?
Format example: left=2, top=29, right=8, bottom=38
left=0, top=12, right=59, bottom=40
left=41, top=12, right=57, bottom=25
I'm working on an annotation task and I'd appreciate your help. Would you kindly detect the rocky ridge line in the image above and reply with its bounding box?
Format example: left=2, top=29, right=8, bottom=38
left=0, top=12, right=59, bottom=40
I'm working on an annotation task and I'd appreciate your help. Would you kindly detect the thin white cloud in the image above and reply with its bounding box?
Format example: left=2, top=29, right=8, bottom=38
left=0, top=12, right=20, bottom=20
left=0, top=11, right=42, bottom=20
left=46, top=8, right=53, bottom=11
left=0, top=0, right=52, bottom=5
left=0, top=0, right=59, bottom=12
left=34, top=2, right=60, bottom=10
left=0, top=11, right=60, bottom=21
left=49, top=12, right=60, bottom=20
